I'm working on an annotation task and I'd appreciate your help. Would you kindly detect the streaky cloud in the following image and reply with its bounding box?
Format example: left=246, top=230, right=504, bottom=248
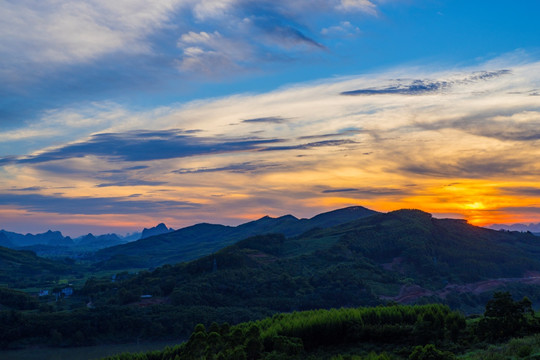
left=321, top=187, right=411, bottom=196
left=261, top=139, right=357, bottom=152
left=0, top=193, right=199, bottom=215
left=242, top=116, right=288, bottom=124
left=341, top=79, right=450, bottom=96
left=341, top=70, right=511, bottom=96
left=0, top=130, right=283, bottom=165
left=96, top=180, right=168, bottom=188
left=298, top=128, right=362, bottom=140
left=499, top=187, right=540, bottom=197
left=173, top=161, right=280, bottom=174
left=398, top=155, right=530, bottom=178
left=413, top=112, right=540, bottom=142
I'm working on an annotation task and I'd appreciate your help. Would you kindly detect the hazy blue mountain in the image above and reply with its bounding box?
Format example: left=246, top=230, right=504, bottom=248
left=121, top=232, right=142, bottom=242
left=0, top=232, right=13, bottom=248
left=94, top=206, right=379, bottom=268
left=0, top=229, right=68, bottom=247
left=140, top=223, right=174, bottom=239
left=75, top=233, right=125, bottom=249
left=489, top=222, right=540, bottom=233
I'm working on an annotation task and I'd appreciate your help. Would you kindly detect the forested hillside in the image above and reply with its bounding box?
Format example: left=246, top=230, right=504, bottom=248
left=0, top=245, right=80, bottom=288
left=101, top=292, right=540, bottom=360
left=2, top=209, right=540, bottom=349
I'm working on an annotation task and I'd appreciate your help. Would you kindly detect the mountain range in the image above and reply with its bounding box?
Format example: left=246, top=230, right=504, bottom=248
left=93, top=206, right=378, bottom=268
left=88, top=208, right=540, bottom=315
left=0, top=222, right=174, bottom=254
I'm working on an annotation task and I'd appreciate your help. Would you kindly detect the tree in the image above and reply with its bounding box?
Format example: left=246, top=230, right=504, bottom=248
left=409, top=344, right=456, bottom=360
left=477, top=291, right=535, bottom=341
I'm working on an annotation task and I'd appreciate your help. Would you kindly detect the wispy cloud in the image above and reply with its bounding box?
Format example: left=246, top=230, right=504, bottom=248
left=321, top=21, right=361, bottom=37
left=341, top=70, right=511, bottom=96
left=0, top=130, right=282, bottom=165
left=0, top=192, right=198, bottom=215
left=0, top=0, right=180, bottom=66
left=173, top=161, right=280, bottom=174
left=261, top=139, right=358, bottom=152
left=321, top=187, right=410, bottom=197
left=242, top=116, right=289, bottom=124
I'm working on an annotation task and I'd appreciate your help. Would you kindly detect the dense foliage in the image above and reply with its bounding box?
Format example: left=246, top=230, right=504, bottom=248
left=101, top=293, right=540, bottom=360
left=102, top=304, right=467, bottom=360
left=0, top=245, right=80, bottom=288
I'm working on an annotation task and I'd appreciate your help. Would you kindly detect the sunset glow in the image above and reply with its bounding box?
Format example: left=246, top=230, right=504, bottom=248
left=1, top=1, right=540, bottom=236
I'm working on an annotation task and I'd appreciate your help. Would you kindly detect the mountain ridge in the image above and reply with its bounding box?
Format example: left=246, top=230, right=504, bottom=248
left=94, top=206, right=379, bottom=268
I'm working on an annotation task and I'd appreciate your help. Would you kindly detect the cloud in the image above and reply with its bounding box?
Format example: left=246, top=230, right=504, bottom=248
left=0, top=193, right=198, bottom=215
left=499, top=187, right=540, bottom=197
left=261, top=139, right=358, bottom=152
left=0, top=0, right=389, bottom=128
left=176, top=30, right=254, bottom=75
left=321, top=21, right=361, bottom=37
left=398, top=155, right=531, bottom=178
left=260, top=23, right=325, bottom=50
left=337, top=0, right=377, bottom=15
left=341, top=79, right=449, bottom=95
left=0, top=0, right=181, bottom=65
left=340, top=70, right=511, bottom=96
left=0, top=130, right=282, bottom=165
left=173, top=161, right=280, bottom=174
left=497, top=206, right=540, bottom=215
left=413, top=111, right=540, bottom=142
left=321, top=187, right=409, bottom=197
left=298, top=128, right=362, bottom=140
left=96, top=180, right=168, bottom=188
left=242, top=116, right=288, bottom=124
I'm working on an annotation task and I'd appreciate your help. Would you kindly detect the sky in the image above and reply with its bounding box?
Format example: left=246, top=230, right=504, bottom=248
left=1, top=0, right=540, bottom=236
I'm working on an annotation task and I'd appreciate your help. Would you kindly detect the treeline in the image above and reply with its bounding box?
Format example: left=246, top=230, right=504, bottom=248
left=103, top=303, right=465, bottom=360
left=0, top=305, right=271, bottom=349
left=102, top=292, right=540, bottom=360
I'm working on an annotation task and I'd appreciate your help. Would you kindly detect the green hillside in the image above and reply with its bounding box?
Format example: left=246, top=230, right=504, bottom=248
left=0, top=245, right=80, bottom=288
left=81, top=209, right=540, bottom=331
left=3, top=209, right=540, bottom=348
left=94, top=206, right=378, bottom=269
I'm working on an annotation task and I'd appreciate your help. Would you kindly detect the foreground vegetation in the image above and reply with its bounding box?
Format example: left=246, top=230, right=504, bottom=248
left=101, top=292, right=539, bottom=360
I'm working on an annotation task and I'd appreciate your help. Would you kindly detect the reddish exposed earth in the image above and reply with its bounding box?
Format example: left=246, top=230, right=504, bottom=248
left=382, top=276, right=540, bottom=304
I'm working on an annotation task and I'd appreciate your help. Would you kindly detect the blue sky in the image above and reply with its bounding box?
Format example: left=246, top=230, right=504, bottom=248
left=1, top=0, right=540, bottom=236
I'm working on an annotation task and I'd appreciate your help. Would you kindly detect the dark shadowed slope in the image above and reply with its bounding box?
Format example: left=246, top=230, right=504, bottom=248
left=0, top=246, right=81, bottom=287
left=94, top=206, right=378, bottom=268
left=92, top=209, right=540, bottom=315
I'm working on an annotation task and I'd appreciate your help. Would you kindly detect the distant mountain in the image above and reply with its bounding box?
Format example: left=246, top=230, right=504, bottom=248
left=0, top=232, right=14, bottom=248
left=122, top=232, right=142, bottom=242
left=0, top=228, right=137, bottom=253
left=95, top=206, right=378, bottom=268
left=140, top=223, right=173, bottom=239
left=489, top=222, right=540, bottom=233
left=75, top=233, right=125, bottom=249
left=0, top=229, right=68, bottom=247
left=100, top=209, right=540, bottom=314
left=48, top=234, right=74, bottom=246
